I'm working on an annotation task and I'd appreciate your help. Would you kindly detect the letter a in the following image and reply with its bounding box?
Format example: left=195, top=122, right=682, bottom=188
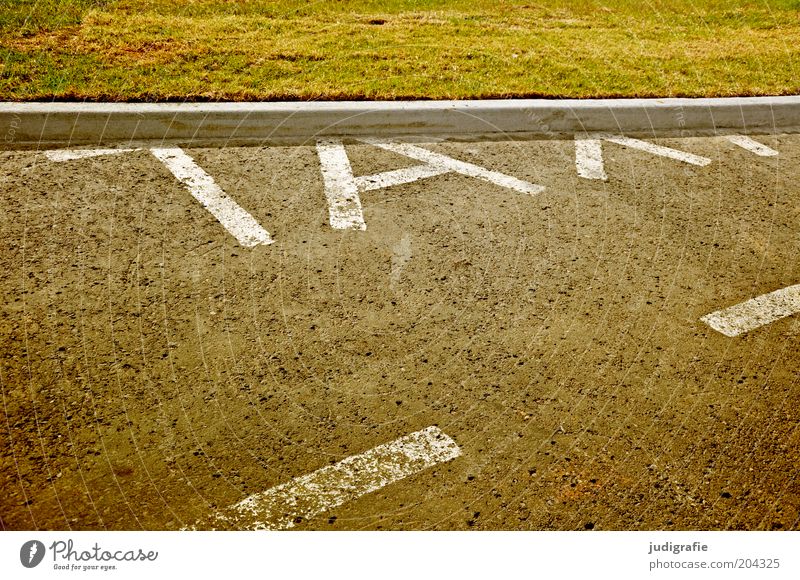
left=316, top=138, right=544, bottom=230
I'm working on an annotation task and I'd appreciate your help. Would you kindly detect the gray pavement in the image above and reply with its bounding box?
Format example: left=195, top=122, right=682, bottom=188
left=1, top=133, right=798, bottom=530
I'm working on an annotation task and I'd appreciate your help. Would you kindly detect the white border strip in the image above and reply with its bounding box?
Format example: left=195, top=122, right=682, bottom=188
left=150, top=147, right=273, bottom=247
left=3, top=531, right=800, bottom=578
left=223, top=426, right=461, bottom=530
left=701, top=283, right=800, bottom=336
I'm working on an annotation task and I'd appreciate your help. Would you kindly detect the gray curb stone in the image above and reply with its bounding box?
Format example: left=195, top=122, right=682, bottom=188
left=2, top=96, right=799, bottom=147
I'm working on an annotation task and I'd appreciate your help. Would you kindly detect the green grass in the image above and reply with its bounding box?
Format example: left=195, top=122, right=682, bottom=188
left=1, top=0, right=800, bottom=100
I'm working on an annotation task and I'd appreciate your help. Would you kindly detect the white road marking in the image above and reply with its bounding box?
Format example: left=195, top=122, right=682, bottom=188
left=602, top=135, right=712, bottom=166
left=701, top=283, right=800, bottom=337
left=317, top=138, right=543, bottom=229
left=575, top=133, right=712, bottom=180
left=317, top=138, right=542, bottom=229
left=45, top=148, right=138, bottom=162
left=150, top=147, right=273, bottom=247
left=726, top=135, right=779, bottom=157
left=220, top=426, right=461, bottom=530
left=355, top=163, right=450, bottom=192
left=362, top=138, right=545, bottom=195
left=574, top=138, right=607, bottom=180
left=315, top=139, right=368, bottom=230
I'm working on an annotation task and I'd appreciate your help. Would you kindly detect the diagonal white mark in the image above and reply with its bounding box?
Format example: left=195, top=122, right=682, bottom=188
left=574, top=138, right=607, bottom=180
left=45, top=148, right=138, bottom=162
left=575, top=133, right=711, bottom=180
left=218, top=426, right=461, bottom=530
left=601, top=134, right=712, bottom=166
left=355, top=164, right=451, bottom=192
left=150, top=147, right=273, bottom=247
left=701, top=283, right=800, bottom=337
left=361, top=138, right=545, bottom=195
left=726, top=135, right=779, bottom=157
left=316, top=139, right=367, bottom=230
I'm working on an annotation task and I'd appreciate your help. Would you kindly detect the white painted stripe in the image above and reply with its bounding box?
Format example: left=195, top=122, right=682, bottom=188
left=574, top=138, right=607, bottom=180
left=315, top=139, right=367, bottom=230
left=149, top=147, right=273, bottom=247
left=601, top=134, right=712, bottom=166
left=45, top=148, right=138, bottom=162
left=222, top=426, right=461, bottom=530
left=362, top=138, right=544, bottom=195
left=354, top=163, right=450, bottom=192
left=726, top=135, right=779, bottom=157
left=701, top=283, right=800, bottom=337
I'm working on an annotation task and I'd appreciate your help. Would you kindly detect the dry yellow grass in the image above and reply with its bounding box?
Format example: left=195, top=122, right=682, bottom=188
left=2, top=0, right=800, bottom=101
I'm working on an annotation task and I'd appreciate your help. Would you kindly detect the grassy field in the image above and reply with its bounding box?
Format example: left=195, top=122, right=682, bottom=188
left=1, top=0, right=799, bottom=101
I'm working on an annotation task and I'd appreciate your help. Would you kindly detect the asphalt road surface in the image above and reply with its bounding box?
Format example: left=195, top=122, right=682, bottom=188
left=1, top=132, right=798, bottom=531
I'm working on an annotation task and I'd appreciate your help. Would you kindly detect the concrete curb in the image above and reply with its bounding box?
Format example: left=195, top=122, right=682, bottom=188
left=2, top=97, right=799, bottom=147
